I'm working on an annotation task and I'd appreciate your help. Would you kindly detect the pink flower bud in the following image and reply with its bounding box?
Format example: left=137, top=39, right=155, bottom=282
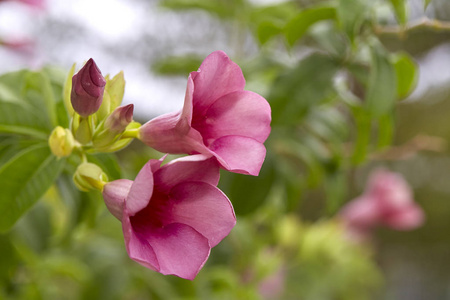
left=104, top=104, right=134, bottom=134
left=71, top=58, right=106, bottom=117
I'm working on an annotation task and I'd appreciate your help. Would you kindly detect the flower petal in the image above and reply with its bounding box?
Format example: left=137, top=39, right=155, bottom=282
left=340, top=197, right=381, bottom=229
left=382, top=204, right=425, bottom=230
left=154, top=155, right=220, bottom=193
left=167, top=181, right=236, bottom=247
left=127, top=161, right=155, bottom=216
left=209, top=135, right=267, bottom=176
left=196, top=90, right=271, bottom=145
left=192, top=51, right=245, bottom=117
left=122, top=213, right=160, bottom=272
left=145, top=223, right=210, bottom=280
left=103, top=179, right=133, bottom=220
left=139, top=112, right=208, bottom=155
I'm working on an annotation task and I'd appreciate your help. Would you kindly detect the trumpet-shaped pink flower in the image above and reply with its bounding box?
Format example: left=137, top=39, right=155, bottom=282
left=340, top=169, right=424, bottom=240
left=102, top=155, right=236, bottom=280
left=138, top=51, right=271, bottom=176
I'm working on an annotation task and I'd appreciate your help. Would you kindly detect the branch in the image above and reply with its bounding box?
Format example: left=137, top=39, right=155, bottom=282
left=374, top=17, right=450, bottom=37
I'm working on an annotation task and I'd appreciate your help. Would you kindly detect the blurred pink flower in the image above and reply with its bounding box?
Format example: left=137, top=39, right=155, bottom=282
left=340, top=169, right=424, bottom=239
left=71, top=58, right=106, bottom=117
left=0, top=38, right=34, bottom=54
left=0, top=0, right=44, bottom=9
left=138, top=51, right=271, bottom=176
left=102, top=155, right=236, bottom=280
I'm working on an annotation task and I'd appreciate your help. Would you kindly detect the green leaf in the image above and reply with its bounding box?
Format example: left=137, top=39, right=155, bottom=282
left=392, top=52, right=418, bottom=99
left=87, top=153, right=122, bottom=181
left=0, top=70, right=59, bottom=139
left=365, top=45, right=397, bottom=117
left=63, top=63, right=76, bottom=117
left=152, top=54, right=203, bottom=76
left=285, top=5, right=336, bottom=46
left=0, top=143, right=65, bottom=232
left=377, top=113, right=394, bottom=149
left=257, top=21, right=283, bottom=45
left=23, top=72, right=58, bottom=127
left=250, top=2, right=300, bottom=45
left=160, top=0, right=246, bottom=20
left=351, top=108, right=371, bottom=164
left=389, top=0, right=408, bottom=25
left=337, top=0, right=368, bottom=41
left=219, top=157, right=275, bottom=215
left=424, top=0, right=433, bottom=10
left=269, top=53, right=340, bottom=125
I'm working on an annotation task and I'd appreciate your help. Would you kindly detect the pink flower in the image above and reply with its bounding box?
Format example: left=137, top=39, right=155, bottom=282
left=340, top=169, right=425, bottom=240
left=0, top=38, right=34, bottom=54
left=0, top=0, right=44, bottom=9
left=102, top=155, right=236, bottom=280
left=138, top=51, right=271, bottom=176
left=71, top=58, right=106, bottom=117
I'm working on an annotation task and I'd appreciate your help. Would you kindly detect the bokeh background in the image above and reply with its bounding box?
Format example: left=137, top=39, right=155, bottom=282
left=1, top=0, right=450, bottom=299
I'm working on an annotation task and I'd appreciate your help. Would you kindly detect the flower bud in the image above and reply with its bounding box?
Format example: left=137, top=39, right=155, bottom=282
left=73, top=162, right=108, bottom=192
left=92, top=104, right=134, bottom=149
left=71, top=58, right=106, bottom=117
left=48, top=126, right=74, bottom=157
left=105, top=104, right=134, bottom=134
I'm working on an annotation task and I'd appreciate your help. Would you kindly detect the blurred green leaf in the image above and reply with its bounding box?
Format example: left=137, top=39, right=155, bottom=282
left=337, top=0, right=368, bottom=41
left=0, top=70, right=59, bottom=139
left=249, top=2, right=300, bottom=45
left=269, top=53, right=340, bottom=125
left=285, top=5, right=336, bottom=46
left=219, top=157, right=275, bottom=215
left=389, top=0, right=408, bottom=25
left=0, top=235, right=18, bottom=283
left=63, top=63, right=76, bottom=118
left=424, top=0, right=433, bottom=9
left=88, top=153, right=122, bottom=181
left=152, top=54, right=203, bottom=76
left=377, top=113, right=394, bottom=149
left=160, top=0, right=246, bottom=19
left=365, top=45, right=397, bottom=117
left=351, top=109, right=371, bottom=164
left=0, top=143, right=65, bottom=232
left=257, top=21, right=283, bottom=45
left=392, top=52, right=418, bottom=99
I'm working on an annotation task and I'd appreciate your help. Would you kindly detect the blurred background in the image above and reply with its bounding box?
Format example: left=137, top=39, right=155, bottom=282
left=1, top=0, right=450, bottom=299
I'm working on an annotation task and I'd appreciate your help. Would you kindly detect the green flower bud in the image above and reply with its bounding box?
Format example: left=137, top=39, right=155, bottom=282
left=73, top=162, right=108, bottom=192
left=48, top=126, right=75, bottom=157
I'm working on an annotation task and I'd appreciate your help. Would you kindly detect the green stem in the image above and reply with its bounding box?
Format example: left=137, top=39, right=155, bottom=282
left=121, top=128, right=139, bottom=139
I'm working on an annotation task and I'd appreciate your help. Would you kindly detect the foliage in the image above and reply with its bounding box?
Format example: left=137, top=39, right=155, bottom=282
left=1, top=0, right=446, bottom=298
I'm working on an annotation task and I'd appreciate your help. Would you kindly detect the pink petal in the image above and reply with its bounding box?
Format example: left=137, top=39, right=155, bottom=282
left=127, top=161, right=155, bottom=216
left=382, top=204, right=425, bottom=230
left=195, top=91, right=271, bottom=146
left=167, top=181, right=236, bottom=247
left=366, top=169, right=413, bottom=209
left=154, top=155, right=220, bottom=193
left=192, top=51, right=245, bottom=117
left=144, top=223, right=210, bottom=280
left=179, top=74, right=194, bottom=127
left=122, top=213, right=160, bottom=272
left=139, top=112, right=208, bottom=155
left=102, top=179, right=133, bottom=220
left=340, top=197, right=381, bottom=230
left=209, top=135, right=267, bottom=176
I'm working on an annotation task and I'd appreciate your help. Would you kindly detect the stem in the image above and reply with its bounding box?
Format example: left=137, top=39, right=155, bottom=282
left=374, top=17, right=450, bottom=37
left=121, top=128, right=139, bottom=139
